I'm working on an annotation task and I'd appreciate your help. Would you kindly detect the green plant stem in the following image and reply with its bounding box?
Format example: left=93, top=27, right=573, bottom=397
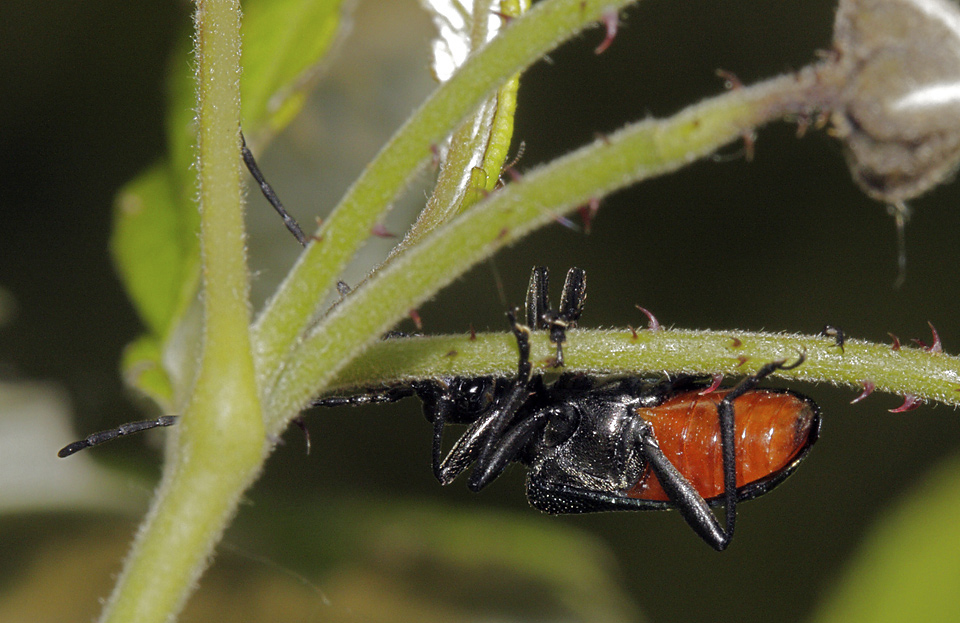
left=403, top=0, right=526, bottom=248
left=100, top=2, right=264, bottom=621
left=264, top=67, right=838, bottom=430
left=319, top=330, right=960, bottom=408
left=251, top=0, right=641, bottom=389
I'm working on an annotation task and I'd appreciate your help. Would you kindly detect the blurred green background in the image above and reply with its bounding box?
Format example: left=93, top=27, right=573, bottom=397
left=2, top=0, right=960, bottom=621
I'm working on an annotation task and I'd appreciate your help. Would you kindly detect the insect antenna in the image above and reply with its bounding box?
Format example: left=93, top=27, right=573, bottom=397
left=240, top=131, right=307, bottom=246
left=58, top=416, right=179, bottom=458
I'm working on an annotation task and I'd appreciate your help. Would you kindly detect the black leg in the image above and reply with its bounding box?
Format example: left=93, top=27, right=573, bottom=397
left=435, top=310, right=535, bottom=487
left=525, top=266, right=551, bottom=329
left=550, top=268, right=587, bottom=366
left=424, top=391, right=458, bottom=482
left=523, top=267, right=587, bottom=367
left=635, top=417, right=733, bottom=549
left=240, top=131, right=308, bottom=246
left=636, top=355, right=805, bottom=550
left=466, top=313, right=537, bottom=491
left=714, top=354, right=806, bottom=541
left=431, top=417, right=447, bottom=482
left=468, top=411, right=550, bottom=490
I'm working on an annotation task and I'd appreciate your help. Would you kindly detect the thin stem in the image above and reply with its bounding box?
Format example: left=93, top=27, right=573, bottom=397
left=251, top=0, right=641, bottom=389
left=264, top=67, right=837, bottom=431
left=318, top=330, right=960, bottom=409
left=403, top=0, right=527, bottom=248
left=100, top=2, right=264, bottom=621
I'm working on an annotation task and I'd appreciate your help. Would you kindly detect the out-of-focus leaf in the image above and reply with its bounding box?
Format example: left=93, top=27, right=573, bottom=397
left=0, top=523, right=134, bottom=623
left=202, top=497, right=645, bottom=623
left=167, top=0, right=352, bottom=191
left=120, top=334, right=174, bottom=408
left=361, top=503, right=642, bottom=623
left=111, top=0, right=351, bottom=400
left=810, top=452, right=960, bottom=623
left=110, top=163, right=197, bottom=401
left=0, top=283, right=15, bottom=328
left=110, top=162, right=198, bottom=338
left=10, top=493, right=640, bottom=622
left=241, top=0, right=349, bottom=140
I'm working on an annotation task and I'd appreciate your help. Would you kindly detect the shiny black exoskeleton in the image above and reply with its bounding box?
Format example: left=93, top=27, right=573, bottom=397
left=313, top=267, right=820, bottom=551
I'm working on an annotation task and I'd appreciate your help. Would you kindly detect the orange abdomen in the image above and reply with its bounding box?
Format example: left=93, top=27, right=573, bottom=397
left=626, top=389, right=818, bottom=502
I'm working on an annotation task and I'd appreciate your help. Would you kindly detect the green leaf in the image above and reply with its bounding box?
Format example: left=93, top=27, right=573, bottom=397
left=120, top=334, right=175, bottom=408
left=243, top=498, right=645, bottom=623
left=111, top=162, right=198, bottom=400
left=111, top=0, right=351, bottom=400
left=167, top=0, right=351, bottom=184
left=241, top=0, right=349, bottom=140
left=111, top=162, right=198, bottom=338
left=810, top=453, right=960, bottom=623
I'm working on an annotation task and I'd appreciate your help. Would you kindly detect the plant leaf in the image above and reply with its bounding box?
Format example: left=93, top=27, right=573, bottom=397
left=810, top=453, right=960, bottom=623
left=111, top=162, right=198, bottom=339
left=241, top=0, right=351, bottom=141
left=120, top=334, right=175, bottom=408
left=112, top=0, right=351, bottom=400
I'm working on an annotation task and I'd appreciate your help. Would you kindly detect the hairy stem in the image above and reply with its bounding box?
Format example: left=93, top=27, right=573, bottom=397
left=264, top=66, right=837, bottom=431
left=100, top=2, right=264, bottom=621
left=251, top=0, right=641, bottom=389
left=319, top=329, right=960, bottom=408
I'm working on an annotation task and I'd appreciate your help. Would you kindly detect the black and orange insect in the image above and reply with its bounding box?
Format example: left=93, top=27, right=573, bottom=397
left=313, top=267, right=820, bottom=550
left=59, top=267, right=819, bottom=551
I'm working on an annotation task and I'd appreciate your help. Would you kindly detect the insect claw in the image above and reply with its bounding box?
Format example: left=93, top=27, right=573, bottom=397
left=821, top=325, right=845, bottom=353
left=782, top=349, right=807, bottom=370
left=293, top=417, right=311, bottom=454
